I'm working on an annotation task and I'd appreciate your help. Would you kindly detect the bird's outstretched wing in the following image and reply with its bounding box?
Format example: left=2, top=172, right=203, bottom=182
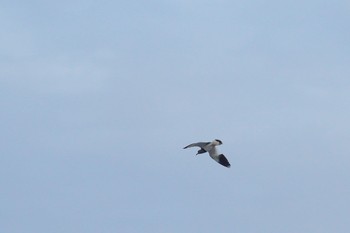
left=183, top=142, right=210, bottom=149
left=208, top=147, right=230, bottom=168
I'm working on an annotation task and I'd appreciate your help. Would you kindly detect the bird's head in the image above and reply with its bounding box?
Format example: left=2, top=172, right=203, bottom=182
left=213, top=139, right=223, bottom=145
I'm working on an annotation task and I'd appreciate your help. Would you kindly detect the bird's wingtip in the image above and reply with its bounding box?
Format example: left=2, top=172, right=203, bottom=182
left=218, top=154, right=231, bottom=168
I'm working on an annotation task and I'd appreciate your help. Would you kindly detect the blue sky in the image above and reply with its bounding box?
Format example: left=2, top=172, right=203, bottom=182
left=1, top=1, right=350, bottom=232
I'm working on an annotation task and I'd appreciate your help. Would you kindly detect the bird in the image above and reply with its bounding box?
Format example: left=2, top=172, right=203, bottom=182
left=183, top=139, right=231, bottom=168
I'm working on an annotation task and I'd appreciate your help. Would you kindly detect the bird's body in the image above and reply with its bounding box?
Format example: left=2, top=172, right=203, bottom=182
left=183, top=139, right=231, bottom=168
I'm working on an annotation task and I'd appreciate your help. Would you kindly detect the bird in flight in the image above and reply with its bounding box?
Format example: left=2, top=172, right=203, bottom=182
left=183, top=139, right=231, bottom=168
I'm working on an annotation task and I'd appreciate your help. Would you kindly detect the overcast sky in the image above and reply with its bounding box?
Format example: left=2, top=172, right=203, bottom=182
left=1, top=1, right=350, bottom=232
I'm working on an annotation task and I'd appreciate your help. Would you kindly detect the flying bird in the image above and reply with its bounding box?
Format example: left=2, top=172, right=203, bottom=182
left=183, top=139, right=231, bottom=168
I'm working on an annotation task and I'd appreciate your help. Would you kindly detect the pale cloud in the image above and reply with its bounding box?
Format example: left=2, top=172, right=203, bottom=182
left=1, top=57, right=112, bottom=95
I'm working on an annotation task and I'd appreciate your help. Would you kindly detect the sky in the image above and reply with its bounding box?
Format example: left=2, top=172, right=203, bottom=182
left=1, top=0, right=350, bottom=232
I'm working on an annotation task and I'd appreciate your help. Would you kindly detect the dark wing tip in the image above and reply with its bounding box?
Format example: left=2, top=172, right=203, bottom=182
left=218, top=154, right=231, bottom=168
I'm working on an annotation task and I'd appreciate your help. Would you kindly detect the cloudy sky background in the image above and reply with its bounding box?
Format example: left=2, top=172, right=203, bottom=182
left=1, top=0, right=350, bottom=232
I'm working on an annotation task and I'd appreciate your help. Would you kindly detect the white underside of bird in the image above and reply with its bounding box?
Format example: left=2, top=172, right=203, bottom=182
left=183, top=139, right=231, bottom=168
